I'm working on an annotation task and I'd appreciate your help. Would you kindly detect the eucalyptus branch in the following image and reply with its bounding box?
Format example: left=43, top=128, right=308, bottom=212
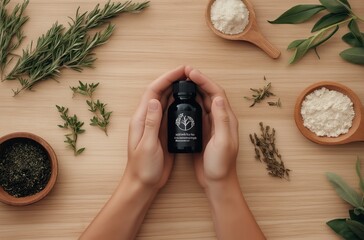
left=56, top=105, right=86, bottom=155
left=0, top=0, right=29, bottom=78
left=71, top=81, right=112, bottom=135
left=269, top=0, right=364, bottom=65
left=5, top=1, right=149, bottom=95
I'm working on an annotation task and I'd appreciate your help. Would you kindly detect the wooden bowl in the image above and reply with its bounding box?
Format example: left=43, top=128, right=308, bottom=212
left=0, top=132, right=58, bottom=206
left=205, top=0, right=280, bottom=59
left=294, top=82, right=364, bottom=145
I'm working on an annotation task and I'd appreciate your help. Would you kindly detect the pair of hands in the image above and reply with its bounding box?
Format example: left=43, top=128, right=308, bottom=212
left=125, top=65, right=239, bottom=192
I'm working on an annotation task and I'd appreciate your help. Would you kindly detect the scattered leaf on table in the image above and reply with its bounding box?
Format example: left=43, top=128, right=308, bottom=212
left=268, top=5, right=326, bottom=24
left=346, top=220, right=364, bottom=240
left=319, top=0, right=351, bottom=14
left=311, top=13, right=348, bottom=32
left=327, top=219, right=361, bottom=240
left=356, top=158, right=364, bottom=193
left=340, top=47, right=364, bottom=65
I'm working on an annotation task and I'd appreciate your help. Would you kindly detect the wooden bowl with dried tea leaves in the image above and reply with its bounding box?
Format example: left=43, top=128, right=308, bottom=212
left=294, top=81, right=364, bottom=145
left=0, top=132, right=58, bottom=206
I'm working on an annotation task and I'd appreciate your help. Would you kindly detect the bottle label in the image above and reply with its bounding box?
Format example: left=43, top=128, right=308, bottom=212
left=174, top=112, right=196, bottom=142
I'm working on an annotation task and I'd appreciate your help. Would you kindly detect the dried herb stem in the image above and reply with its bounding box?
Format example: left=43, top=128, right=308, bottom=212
left=244, top=82, right=275, bottom=107
left=250, top=122, right=290, bottom=180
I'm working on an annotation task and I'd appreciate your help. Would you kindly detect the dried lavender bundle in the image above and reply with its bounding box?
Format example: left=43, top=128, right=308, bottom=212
left=249, top=122, right=291, bottom=180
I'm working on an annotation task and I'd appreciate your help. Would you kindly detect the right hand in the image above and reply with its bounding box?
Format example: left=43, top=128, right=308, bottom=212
left=185, top=67, right=239, bottom=189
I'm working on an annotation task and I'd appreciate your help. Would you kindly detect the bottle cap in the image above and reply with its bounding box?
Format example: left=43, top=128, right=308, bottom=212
left=173, top=80, right=196, bottom=96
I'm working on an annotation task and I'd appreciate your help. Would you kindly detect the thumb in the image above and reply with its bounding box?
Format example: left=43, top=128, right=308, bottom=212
left=211, top=96, right=230, bottom=140
left=140, top=99, right=162, bottom=146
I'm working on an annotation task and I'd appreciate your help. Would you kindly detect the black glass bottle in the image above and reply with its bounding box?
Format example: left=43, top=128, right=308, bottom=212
left=168, top=80, right=202, bottom=153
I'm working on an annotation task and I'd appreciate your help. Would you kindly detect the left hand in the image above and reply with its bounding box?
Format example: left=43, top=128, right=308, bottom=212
left=124, top=65, right=188, bottom=190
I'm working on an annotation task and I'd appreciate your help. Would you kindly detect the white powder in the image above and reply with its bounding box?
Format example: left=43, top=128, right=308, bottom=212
left=210, top=0, right=250, bottom=35
left=301, top=87, right=355, bottom=137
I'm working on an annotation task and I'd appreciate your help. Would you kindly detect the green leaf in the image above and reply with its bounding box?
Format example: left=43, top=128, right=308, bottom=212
left=268, top=5, right=325, bottom=24
left=311, top=13, right=348, bottom=32
left=348, top=20, right=364, bottom=46
left=343, top=33, right=364, bottom=47
left=347, top=220, right=364, bottom=239
left=326, top=172, right=362, bottom=208
left=327, top=219, right=360, bottom=240
left=356, top=158, right=364, bottom=193
left=76, top=148, right=85, bottom=155
left=289, top=26, right=339, bottom=64
left=287, top=39, right=306, bottom=49
left=319, top=0, right=351, bottom=13
left=350, top=210, right=364, bottom=223
left=340, top=47, right=364, bottom=65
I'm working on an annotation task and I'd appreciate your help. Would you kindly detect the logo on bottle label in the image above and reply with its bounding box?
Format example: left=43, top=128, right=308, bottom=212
left=175, top=113, right=195, bottom=131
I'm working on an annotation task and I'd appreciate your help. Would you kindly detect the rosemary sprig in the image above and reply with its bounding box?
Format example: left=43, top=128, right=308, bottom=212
left=5, top=1, right=149, bottom=95
left=71, top=81, right=112, bottom=135
left=249, top=122, right=291, bottom=180
left=0, top=0, right=29, bottom=77
left=244, top=82, right=275, bottom=107
left=56, top=105, right=86, bottom=155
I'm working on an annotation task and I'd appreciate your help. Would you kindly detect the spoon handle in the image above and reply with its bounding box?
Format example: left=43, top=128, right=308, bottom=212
left=244, top=28, right=280, bottom=59
left=349, top=107, right=364, bottom=142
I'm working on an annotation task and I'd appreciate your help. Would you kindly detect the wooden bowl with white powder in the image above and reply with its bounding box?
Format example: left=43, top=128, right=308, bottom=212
left=294, top=81, right=364, bottom=145
left=205, top=0, right=280, bottom=59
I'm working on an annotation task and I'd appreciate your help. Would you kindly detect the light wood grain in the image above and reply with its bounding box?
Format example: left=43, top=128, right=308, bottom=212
left=0, top=0, right=364, bottom=239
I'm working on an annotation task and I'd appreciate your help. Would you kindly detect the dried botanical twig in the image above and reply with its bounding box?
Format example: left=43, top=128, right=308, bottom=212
left=249, top=122, right=291, bottom=180
left=268, top=98, right=282, bottom=108
left=244, top=82, right=275, bottom=107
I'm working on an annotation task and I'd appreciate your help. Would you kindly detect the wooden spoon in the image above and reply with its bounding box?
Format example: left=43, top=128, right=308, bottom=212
left=294, top=81, right=364, bottom=145
left=206, top=0, right=280, bottom=59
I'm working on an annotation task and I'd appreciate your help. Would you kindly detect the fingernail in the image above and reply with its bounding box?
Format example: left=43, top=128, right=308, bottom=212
left=148, top=100, right=159, bottom=111
left=215, top=97, right=225, bottom=107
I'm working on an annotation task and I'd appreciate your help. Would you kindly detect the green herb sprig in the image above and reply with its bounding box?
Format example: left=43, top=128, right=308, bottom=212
left=326, top=158, right=364, bottom=239
left=5, top=1, right=149, bottom=95
left=249, top=122, right=290, bottom=180
left=0, top=0, right=29, bottom=77
left=269, top=0, right=364, bottom=65
left=56, top=105, right=86, bottom=155
left=244, top=81, right=282, bottom=108
left=71, top=81, right=112, bottom=135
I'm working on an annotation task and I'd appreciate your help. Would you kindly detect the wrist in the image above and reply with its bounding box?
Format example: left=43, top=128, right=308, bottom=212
left=204, top=174, right=242, bottom=203
left=116, top=174, right=159, bottom=201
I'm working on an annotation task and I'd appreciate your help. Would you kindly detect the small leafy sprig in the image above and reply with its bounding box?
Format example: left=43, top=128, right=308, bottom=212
left=244, top=82, right=281, bottom=107
left=0, top=0, right=29, bottom=77
left=269, top=0, right=364, bottom=65
left=56, top=105, right=86, bottom=155
left=326, top=158, right=364, bottom=239
left=71, top=81, right=112, bottom=135
left=5, top=1, right=149, bottom=95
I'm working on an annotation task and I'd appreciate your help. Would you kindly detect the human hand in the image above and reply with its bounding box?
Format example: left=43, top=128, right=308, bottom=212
left=125, top=65, right=189, bottom=190
left=185, top=68, right=239, bottom=189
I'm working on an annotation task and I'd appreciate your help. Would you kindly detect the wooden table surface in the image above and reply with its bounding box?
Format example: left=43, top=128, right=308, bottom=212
left=1, top=0, right=364, bottom=239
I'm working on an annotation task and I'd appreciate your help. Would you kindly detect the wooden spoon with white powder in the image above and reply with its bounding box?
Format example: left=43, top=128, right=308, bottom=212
left=206, top=0, right=280, bottom=59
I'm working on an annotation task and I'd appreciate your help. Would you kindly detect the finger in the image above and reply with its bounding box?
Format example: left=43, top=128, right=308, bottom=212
left=187, top=69, right=224, bottom=98
left=211, top=96, right=230, bottom=140
left=139, top=99, right=163, bottom=150
left=130, top=66, right=186, bottom=148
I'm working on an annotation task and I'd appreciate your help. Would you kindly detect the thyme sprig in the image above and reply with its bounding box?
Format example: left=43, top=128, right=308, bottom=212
left=5, top=1, right=149, bottom=95
left=71, top=81, right=112, bottom=135
left=250, top=122, right=291, bottom=180
left=0, top=0, right=29, bottom=77
left=244, top=82, right=275, bottom=107
left=56, top=105, right=86, bottom=155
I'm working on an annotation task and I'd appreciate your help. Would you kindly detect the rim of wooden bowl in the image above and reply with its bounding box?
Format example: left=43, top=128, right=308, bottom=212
left=0, top=132, right=58, bottom=206
left=294, top=81, right=362, bottom=145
